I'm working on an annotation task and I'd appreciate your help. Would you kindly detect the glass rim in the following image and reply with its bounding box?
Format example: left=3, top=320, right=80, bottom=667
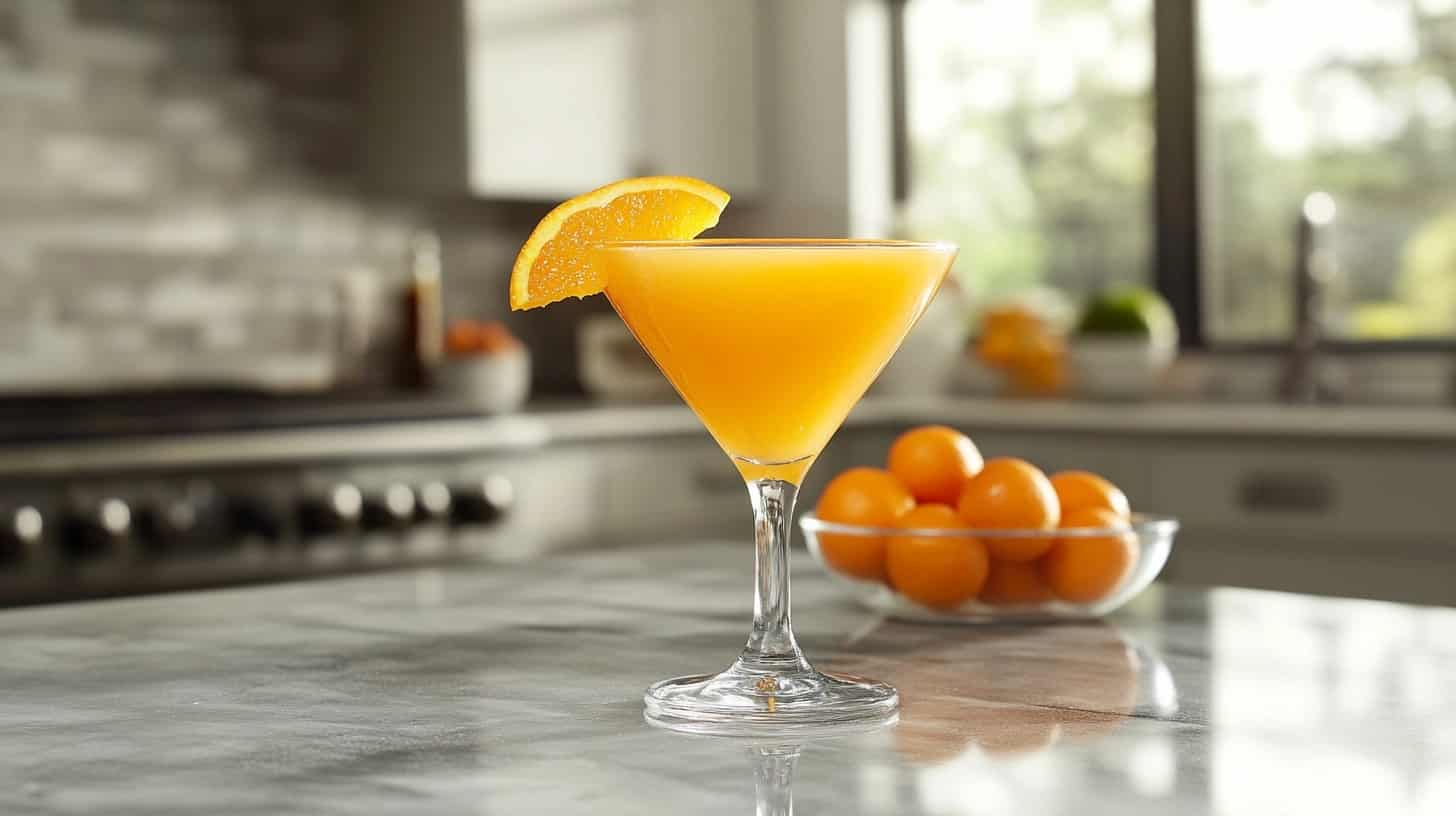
left=595, top=238, right=958, bottom=251
left=799, top=512, right=1179, bottom=539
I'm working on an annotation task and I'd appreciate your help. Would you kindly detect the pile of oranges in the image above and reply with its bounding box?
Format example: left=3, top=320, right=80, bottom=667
left=974, top=306, right=1066, bottom=396
left=813, top=426, right=1138, bottom=610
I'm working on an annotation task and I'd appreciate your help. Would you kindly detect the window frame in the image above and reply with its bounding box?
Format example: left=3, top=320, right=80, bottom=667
left=890, top=0, right=1456, bottom=352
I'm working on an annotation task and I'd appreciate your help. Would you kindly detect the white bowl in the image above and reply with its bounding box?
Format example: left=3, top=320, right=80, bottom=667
left=1069, top=336, right=1177, bottom=400
left=440, top=350, right=531, bottom=413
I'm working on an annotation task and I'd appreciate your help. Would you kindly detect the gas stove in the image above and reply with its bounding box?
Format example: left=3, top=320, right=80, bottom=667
left=0, top=408, right=541, bottom=607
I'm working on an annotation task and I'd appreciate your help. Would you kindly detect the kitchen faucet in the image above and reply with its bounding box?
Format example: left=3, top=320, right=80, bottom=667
left=1278, top=192, right=1339, bottom=403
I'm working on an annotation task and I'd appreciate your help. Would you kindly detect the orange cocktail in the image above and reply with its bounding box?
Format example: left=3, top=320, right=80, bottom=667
left=601, top=240, right=951, bottom=484
left=509, top=177, right=956, bottom=734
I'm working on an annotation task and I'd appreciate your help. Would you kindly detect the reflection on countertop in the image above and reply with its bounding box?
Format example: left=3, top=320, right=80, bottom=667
left=0, top=541, right=1451, bottom=814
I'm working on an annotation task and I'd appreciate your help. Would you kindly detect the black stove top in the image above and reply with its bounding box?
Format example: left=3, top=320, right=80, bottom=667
left=0, top=389, right=525, bottom=607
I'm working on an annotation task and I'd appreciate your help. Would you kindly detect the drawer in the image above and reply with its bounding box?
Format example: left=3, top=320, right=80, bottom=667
left=1141, top=440, right=1456, bottom=540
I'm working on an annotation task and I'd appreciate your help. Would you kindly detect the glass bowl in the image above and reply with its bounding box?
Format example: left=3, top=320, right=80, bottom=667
left=800, top=513, right=1178, bottom=622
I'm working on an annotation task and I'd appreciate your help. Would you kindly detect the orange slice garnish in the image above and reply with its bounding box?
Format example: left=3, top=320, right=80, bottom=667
left=509, top=176, right=730, bottom=310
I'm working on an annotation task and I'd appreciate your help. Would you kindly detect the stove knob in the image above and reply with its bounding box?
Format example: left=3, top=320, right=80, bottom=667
left=60, top=498, right=131, bottom=561
left=450, top=476, right=513, bottom=526
left=0, top=506, right=43, bottom=563
left=227, top=495, right=288, bottom=542
left=136, top=494, right=223, bottom=554
left=297, top=484, right=362, bottom=537
left=415, top=481, right=452, bottom=523
left=361, top=484, right=417, bottom=531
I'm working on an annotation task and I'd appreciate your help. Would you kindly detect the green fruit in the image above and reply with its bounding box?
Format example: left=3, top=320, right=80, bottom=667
left=1076, top=287, right=1178, bottom=346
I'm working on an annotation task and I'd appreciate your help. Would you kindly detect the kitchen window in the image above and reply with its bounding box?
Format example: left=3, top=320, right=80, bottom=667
left=1201, top=0, right=1456, bottom=342
left=896, top=0, right=1456, bottom=346
left=898, top=0, right=1154, bottom=307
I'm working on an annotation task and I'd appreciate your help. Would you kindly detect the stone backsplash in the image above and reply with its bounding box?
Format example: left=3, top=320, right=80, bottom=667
left=0, top=0, right=559, bottom=394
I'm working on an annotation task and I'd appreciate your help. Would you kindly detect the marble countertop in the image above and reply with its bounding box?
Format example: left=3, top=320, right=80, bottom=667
left=5, top=395, right=1455, bottom=476
left=528, top=395, right=1456, bottom=445
left=4, top=542, right=1454, bottom=814
left=529, top=394, right=1456, bottom=448
left=854, top=395, right=1456, bottom=442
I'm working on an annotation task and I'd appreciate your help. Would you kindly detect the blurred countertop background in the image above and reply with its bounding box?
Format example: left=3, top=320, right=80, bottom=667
left=0, top=0, right=1453, bottom=605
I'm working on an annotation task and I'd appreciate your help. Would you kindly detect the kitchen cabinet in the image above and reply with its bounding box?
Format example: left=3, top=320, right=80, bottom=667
left=361, top=0, right=761, bottom=200
left=597, top=436, right=745, bottom=541
left=1138, top=439, right=1452, bottom=541
left=1139, top=438, right=1456, bottom=606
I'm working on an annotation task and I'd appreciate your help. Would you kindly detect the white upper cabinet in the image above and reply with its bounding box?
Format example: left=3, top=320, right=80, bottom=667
left=363, top=0, right=761, bottom=200
left=634, top=0, right=761, bottom=196
left=465, top=0, right=639, bottom=198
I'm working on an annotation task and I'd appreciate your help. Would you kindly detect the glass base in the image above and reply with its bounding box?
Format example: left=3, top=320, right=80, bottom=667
left=644, top=664, right=900, bottom=737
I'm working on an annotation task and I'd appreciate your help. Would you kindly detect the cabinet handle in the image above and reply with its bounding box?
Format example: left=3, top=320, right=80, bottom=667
left=1238, top=471, right=1334, bottom=513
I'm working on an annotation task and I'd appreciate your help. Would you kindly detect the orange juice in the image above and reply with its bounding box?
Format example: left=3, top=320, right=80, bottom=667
left=600, top=240, right=955, bottom=484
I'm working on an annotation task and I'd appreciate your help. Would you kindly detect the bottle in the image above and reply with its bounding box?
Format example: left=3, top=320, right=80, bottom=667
left=400, top=231, right=444, bottom=389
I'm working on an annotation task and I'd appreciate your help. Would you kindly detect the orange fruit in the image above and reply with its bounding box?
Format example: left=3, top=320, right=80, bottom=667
left=1050, top=470, right=1130, bottom=519
left=509, top=176, right=730, bottom=310
left=978, top=559, right=1055, bottom=605
left=477, top=321, right=521, bottom=354
left=975, top=306, right=1041, bottom=367
left=445, top=320, right=482, bottom=355
left=956, top=457, right=1059, bottom=561
left=886, top=504, right=989, bottom=609
left=813, top=468, right=915, bottom=582
left=1041, top=507, right=1139, bottom=604
left=975, top=306, right=1068, bottom=396
left=1006, top=344, right=1067, bottom=397
left=886, top=425, right=984, bottom=504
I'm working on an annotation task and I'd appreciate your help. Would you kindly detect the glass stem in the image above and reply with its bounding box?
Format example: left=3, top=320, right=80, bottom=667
left=752, top=746, right=800, bottom=816
left=736, top=479, right=813, bottom=676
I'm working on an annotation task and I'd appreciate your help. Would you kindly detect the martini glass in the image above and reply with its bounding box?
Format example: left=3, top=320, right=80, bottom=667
left=598, top=239, right=956, bottom=734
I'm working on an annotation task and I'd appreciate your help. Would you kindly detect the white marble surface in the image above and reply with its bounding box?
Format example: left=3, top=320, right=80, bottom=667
left=1, top=542, right=1454, bottom=815
left=6, top=395, right=1456, bottom=477
left=851, top=395, right=1456, bottom=441
left=534, top=395, right=1456, bottom=443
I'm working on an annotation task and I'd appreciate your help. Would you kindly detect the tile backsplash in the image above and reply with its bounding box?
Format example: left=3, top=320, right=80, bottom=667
left=0, top=0, right=542, bottom=393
